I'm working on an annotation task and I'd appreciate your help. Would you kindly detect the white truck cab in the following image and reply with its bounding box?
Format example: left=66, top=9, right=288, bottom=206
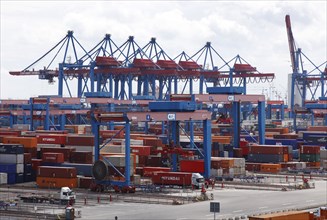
left=60, top=187, right=76, bottom=203
left=191, top=173, right=205, bottom=189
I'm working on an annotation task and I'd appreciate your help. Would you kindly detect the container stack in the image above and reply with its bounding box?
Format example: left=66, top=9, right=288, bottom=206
left=247, top=145, right=291, bottom=163
left=0, top=144, right=24, bottom=184
left=2, top=136, right=38, bottom=158
left=24, top=152, right=34, bottom=182
left=300, top=145, right=321, bottom=168
left=210, top=157, right=246, bottom=177
left=36, top=166, right=78, bottom=188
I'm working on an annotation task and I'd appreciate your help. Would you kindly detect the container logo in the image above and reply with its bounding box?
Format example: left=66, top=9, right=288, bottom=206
left=161, top=176, right=180, bottom=181
left=42, top=138, right=56, bottom=142
left=167, top=113, right=176, bottom=121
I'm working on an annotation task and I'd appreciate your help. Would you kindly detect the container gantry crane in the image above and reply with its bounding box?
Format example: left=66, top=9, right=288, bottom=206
left=285, top=15, right=327, bottom=118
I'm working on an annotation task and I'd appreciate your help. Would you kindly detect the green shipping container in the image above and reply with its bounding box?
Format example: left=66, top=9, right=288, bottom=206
left=300, top=154, right=320, bottom=162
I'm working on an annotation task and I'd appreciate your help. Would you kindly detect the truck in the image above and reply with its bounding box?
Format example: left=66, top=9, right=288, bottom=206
left=18, top=187, right=76, bottom=205
left=151, top=172, right=205, bottom=189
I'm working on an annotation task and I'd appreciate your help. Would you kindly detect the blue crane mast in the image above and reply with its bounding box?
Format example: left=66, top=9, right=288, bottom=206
left=285, top=15, right=327, bottom=118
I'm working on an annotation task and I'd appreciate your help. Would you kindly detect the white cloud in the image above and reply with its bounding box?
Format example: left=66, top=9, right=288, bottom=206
left=0, top=1, right=326, bottom=100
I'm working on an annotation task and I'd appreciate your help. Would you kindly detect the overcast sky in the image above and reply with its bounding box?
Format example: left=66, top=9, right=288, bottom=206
left=1, top=1, right=326, bottom=101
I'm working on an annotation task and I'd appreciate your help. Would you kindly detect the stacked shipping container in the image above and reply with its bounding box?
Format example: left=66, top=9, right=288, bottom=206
left=0, top=144, right=24, bottom=184
left=300, top=145, right=321, bottom=168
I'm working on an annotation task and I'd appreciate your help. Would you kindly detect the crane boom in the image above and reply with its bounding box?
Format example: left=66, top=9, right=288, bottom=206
left=285, top=15, right=297, bottom=73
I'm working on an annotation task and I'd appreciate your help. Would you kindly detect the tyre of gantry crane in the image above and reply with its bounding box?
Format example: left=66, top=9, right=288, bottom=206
left=92, top=160, right=108, bottom=180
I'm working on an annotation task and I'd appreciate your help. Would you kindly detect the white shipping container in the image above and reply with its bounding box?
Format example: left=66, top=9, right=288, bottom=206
left=233, top=158, right=246, bottom=168
left=321, top=149, right=327, bottom=159
left=12, top=124, right=30, bottom=130
left=104, top=155, right=133, bottom=167
left=17, top=164, right=24, bottom=173
left=101, top=145, right=125, bottom=153
left=0, top=173, right=8, bottom=185
left=321, top=160, right=327, bottom=169
left=121, top=139, right=143, bottom=146
left=0, top=154, right=24, bottom=164
left=223, top=151, right=229, bottom=158
left=132, top=174, right=141, bottom=185
left=210, top=169, right=219, bottom=177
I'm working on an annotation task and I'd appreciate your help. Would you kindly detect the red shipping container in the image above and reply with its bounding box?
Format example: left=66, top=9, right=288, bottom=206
left=130, top=146, right=151, bottom=156
left=152, top=172, right=192, bottom=186
left=100, top=130, right=124, bottom=139
left=0, top=130, right=21, bottom=136
left=245, top=162, right=261, bottom=172
left=24, top=147, right=37, bottom=158
left=38, top=166, right=77, bottom=178
left=147, top=156, right=164, bottom=167
left=42, top=152, right=64, bottom=163
left=300, top=145, right=321, bottom=154
left=179, top=160, right=204, bottom=173
left=31, top=159, right=42, bottom=170
left=240, top=145, right=249, bottom=156
left=78, top=176, right=94, bottom=189
left=143, top=167, right=171, bottom=177
left=66, top=135, right=94, bottom=146
left=36, top=130, right=68, bottom=134
left=24, top=153, right=32, bottom=164
left=70, top=151, right=93, bottom=164
left=37, top=134, right=67, bottom=145
left=249, top=145, right=286, bottom=154
left=135, top=167, right=144, bottom=176
left=137, top=155, right=148, bottom=166
left=41, top=147, right=76, bottom=162
left=233, top=148, right=243, bottom=158
left=143, top=138, right=164, bottom=147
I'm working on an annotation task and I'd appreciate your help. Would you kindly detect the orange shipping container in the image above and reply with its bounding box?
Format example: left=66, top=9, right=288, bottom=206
left=2, top=136, right=37, bottom=148
left=249, top=210, right=313, bottom=220
left=260, top=164, right=281, bottom=173
left=36, top=177, right=78, bottom=188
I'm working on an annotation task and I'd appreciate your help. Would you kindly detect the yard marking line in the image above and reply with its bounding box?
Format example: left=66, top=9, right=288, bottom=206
left=259, top=206, right=268, bottom=209
left=205, top=214, right=214, bottom=217
left=306, top=200, right=314, bottom=202
left=233, top=210, right=243, bottom=213
left=282, top=203, right=292, bottom=205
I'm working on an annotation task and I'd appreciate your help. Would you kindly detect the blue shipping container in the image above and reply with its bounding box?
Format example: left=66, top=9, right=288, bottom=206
left=24, top=164, right=33, bottom=173
left=7, top=173, right=16, bottom=184
left=0, top=164, right=17, bottom=173
left=0, top=144, right=24, bottom=154
left=60, top=163, right=93, bottom=177
left=16, top=173, right=24, bottom=183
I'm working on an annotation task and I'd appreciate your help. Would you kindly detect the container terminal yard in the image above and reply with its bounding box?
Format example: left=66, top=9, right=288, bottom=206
left=0, top=12, right=327, bottom=220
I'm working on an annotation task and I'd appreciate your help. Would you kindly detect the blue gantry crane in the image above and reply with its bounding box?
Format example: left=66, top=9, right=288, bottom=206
left=285, top=15, right=327, bottom=118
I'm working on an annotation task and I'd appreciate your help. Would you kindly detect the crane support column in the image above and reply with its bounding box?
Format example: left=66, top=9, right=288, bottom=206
left=171, top=121, right=179, bottom=172
left=258, top=101, right=266, bottom=144
left=232, top=101, right=240, bottom=148
left=125, top=120, right=131, bottom=186
left=203, top=119, right=211, bottom=179
left=267, top=104, right=272, bottom=119
left=281, top=103, right=285, bottom=120
left=58, top=64, right=64, bottom=97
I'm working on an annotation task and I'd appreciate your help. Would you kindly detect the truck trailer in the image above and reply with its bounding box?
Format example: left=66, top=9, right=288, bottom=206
left=151, top=172, right=205, bottom=189
left=18, top=187, right=76, bottom=205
